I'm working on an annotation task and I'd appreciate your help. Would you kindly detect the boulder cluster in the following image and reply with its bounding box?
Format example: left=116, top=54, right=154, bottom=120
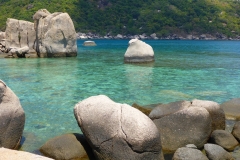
left=0, top=9, right=77, bottom=58
left=1, top=79, right=240, bottom=159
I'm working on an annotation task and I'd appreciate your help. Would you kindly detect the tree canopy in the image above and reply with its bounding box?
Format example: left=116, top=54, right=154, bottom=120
left=0, top=0, right=239, bottom=37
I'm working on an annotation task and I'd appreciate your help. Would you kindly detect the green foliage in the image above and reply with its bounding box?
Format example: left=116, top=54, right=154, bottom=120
left=0, top=0, right=239, bottom=37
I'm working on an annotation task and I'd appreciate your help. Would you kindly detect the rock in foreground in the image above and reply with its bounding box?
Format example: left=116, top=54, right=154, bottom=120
left=0, top=148, right=53, bottom=160
left=124, top=39, right=154, bottom=63
left=153, top=107, right=212, bottom=153
left=0, top=80, right=25, bottom=149
left=74, top=95, right=163, bottom=160
left=40, top=133, right=94, bottom=160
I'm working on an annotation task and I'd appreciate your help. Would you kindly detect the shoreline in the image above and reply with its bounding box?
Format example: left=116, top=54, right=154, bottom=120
left=76, top=32, right=240, bottom=41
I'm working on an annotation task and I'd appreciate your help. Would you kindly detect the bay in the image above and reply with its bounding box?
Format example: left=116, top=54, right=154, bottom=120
left=0, top=39, right=240, bottom=152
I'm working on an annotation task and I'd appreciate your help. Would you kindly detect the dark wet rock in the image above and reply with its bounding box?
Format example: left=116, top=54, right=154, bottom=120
left=153, top=107, right=212, bottom=153
left=204, top=143, right=234, bottom=160
left=172, top=147, right=208, bottom=160
left=209, top=130, right=238, bottom=151
left=40, top=133, right=94, bottom=160
left=0, top=80, right=25, bottom=149
left=74, top=95, right=164, bottom=160
left=221, top=98, right=240, bottom=120
left=232, top=121, right=240, bottom=141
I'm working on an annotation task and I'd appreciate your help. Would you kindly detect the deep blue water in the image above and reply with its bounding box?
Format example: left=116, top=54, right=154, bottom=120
left=0, top=40, right=240, bottom=152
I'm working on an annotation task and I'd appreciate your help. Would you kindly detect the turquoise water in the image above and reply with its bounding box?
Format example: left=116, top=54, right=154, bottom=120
left=0, top=40, right=240, bottom=152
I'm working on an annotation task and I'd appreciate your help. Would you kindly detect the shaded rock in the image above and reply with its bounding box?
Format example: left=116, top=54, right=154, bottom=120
left=0, top=32, right=5, bottom=41
left=149, top=100, right=190, bottom=120
left=40, top=133, right=94, bottom=160
left=153, top=107, right=212, bottom=153
left=221, top=98, right=240, bottom=120
left=34, top=9, right=77, bottom=57
left=74, top=95, right=163, bottom=160
left=0, top=148, right=53, bottom=160
left=232, top=121, right=240, bottom=141
left=172, top=147, right=208, bottom=160
left=204, top=143, right=234, bottom=160
left=209, top=130, right=238, bottom=151
left=0, top=80, right=25, bottom=149
left=191, top=99, right=225, bottom=131
left=9, top=46, right=29, bottom=58
left=124, top=39, right=154, bottom=63
left=83, top=41, right=97, bottom=46
left=132, top=103, right=152, bottom=116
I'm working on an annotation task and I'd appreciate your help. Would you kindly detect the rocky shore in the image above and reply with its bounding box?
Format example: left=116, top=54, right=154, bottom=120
left=77, top=32, right=240, bottom=41
left=1, top=78, right=240, bottom=159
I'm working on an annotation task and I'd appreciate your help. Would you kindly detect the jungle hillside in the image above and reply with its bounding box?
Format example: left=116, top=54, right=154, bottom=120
left=0, top=0, right=239, bottom=37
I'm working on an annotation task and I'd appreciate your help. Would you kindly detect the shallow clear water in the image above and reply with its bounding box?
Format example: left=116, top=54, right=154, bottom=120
left=0, top=40, right=240, bottom=152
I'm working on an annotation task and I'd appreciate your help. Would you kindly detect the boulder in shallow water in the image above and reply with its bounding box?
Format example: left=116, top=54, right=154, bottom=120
left=83, top=41, right=97, bottom=46
left=124, top=39, right=154, bottom=63
left=74, top=95, right=164, bottom=160
left=5, top=18, right=36, bottom=54
left=0, top=80, right=25, bottom=149
left=221, top=98, right=240, bottom=120
left=33, top=9, right=77, bottom=57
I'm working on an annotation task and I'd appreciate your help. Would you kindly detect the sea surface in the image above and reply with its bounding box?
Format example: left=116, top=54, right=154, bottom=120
left=0, top=40, right=240, bottom=153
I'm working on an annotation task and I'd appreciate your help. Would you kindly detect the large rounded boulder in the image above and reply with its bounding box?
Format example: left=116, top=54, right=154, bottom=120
left=124, top=39, right=154, bottom=63
left=33, top=9, right=77, bottom=58
left=74, top=95, right=163, bottom=160
left=0, top=80, right=25, bottom=149
left=190, top=99, right=225, bottom=131
left=153, top=107, right=212, bottom=153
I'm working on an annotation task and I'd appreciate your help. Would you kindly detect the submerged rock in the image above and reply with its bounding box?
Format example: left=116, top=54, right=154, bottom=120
left=0, top=80, right=25, bottom=149
left=74, top=95, right=164, bottom=160
left=124, top=39, right=154, bottom=63
left=221, top=98, right=240, bottom=120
